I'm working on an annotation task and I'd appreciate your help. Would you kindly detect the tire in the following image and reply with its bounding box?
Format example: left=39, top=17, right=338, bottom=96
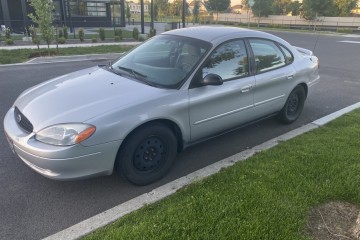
left=117, top=123, right=177, bottom=186
left=278, top=85, right=306, bottom=124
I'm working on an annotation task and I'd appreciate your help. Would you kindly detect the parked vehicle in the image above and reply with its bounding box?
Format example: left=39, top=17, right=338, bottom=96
left=4, top=27, right=320, bottom=185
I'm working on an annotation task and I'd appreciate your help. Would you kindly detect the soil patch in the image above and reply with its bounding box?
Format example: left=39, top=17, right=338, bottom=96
left=305, top=201, right=360, bottom=240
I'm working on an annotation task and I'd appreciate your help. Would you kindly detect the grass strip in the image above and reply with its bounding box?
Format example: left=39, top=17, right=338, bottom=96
left=84, top=109, right=360, bottom=240
left=0, top=45, right=134, bottom=64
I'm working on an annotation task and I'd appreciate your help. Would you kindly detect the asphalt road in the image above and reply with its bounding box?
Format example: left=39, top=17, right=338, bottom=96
left=1, top=31, right=360, bottom=240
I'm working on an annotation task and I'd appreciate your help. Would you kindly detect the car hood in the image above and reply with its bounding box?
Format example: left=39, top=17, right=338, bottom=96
left=15, top=66, right=167, bottom=132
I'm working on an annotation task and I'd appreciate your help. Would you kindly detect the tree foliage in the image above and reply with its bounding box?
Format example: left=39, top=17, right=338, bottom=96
left=333, top=0, right=358, bottom=16
left=272, top=0, right=292, bottom=15
left=205, top=0, right=231, bottom=13
left=252, top=0, right=274, bottom=18
left=289, top=1, right=302, bottom=16
left=28, top=0, right=54, bottom=50
left=301, top=0, right=335, bottom=20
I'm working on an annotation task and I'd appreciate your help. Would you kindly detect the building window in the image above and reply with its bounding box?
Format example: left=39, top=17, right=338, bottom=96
left=68, top=0, right=107, bottom=17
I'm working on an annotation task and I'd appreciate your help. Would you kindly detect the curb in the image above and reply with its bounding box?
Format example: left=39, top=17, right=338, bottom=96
left=43, top=102, right=360, bottom=240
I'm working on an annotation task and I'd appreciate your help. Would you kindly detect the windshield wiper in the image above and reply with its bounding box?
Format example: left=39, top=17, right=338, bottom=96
left=116, top=66, right=156, bottom=87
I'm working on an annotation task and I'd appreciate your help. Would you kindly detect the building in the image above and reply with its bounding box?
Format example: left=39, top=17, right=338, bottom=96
left=0, top=0, right=126, bottom=33
left=127, top=1, right=148, bottom=14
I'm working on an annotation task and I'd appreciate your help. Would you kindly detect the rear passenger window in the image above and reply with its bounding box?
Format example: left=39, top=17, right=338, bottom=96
left=249, top=39, right=286, bottom=73
left=280, top=45, right=294, bottom=64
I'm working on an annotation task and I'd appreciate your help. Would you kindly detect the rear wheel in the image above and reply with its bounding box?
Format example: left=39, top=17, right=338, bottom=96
left=117, top=123, right=177, bottom=186
left=278, top=85, right=306, bottom=124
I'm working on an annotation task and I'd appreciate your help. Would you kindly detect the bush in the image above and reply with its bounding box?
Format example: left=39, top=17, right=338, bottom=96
left=132, top=27, right=139, bottom=40
left=58, top=37, right=66, bottom=44
left=92, top=37, right=97, bottom=43
left=5, top=27, right=11, bottom=39
left=337, top=28, right=352, bottom=34
left=148, top=28, right=156, bottom=38
left=114, top=36, right=121, bottom=42
left=99, top=28, right=105, bottom=41
left=114, top=28, right=122, bottom=38
left=63, top=26, right=68, bottom=39
left=5, top=38, right=14, bottom=45
left=58, top=29, right=63, bottom=38
left=78, top=28, right=85, bottom=42
left=138, top=36, right=145, bottom=42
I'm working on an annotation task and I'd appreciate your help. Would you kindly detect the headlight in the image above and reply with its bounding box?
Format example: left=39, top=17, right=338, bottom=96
left=35, top=124, right=96, bottom=146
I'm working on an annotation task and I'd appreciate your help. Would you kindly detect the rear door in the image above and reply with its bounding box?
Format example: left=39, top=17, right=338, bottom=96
left=248, top=38, right=297, bottom=117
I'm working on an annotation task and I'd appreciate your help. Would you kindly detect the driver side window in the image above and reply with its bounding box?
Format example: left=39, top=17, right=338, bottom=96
left=202, top=39, right=249, bottom=81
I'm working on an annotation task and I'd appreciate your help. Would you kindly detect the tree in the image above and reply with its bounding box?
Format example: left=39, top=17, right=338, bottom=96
left=28, top=0, right=54, bottom=54
left=205, top=0, right=231, bottom=20
left=193, top=0, right=200, bottom=23
left=301, top=0, right=335, bottom=20
left=252, top=0, right=274, bottom=26
left=334, top=0, right=358, bottom=16
left=272, top=0, right=292, bottom=15
left=126, top=3, right=131, bottom=24
left=289, top=1, right=302, bottom=16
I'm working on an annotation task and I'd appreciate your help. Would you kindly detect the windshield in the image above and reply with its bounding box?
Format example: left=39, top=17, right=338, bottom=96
left=111, top=35, right=211, bottom=89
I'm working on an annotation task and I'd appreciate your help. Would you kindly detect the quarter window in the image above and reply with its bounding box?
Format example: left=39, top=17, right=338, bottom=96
left=202, top=40, right=249, bottom=81
left=249, top=39, right=286, bottom=73
left=280, top=45, right=294, bottom=64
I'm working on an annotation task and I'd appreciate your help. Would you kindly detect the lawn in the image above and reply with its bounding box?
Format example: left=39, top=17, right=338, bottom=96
left=0, top=45, right=134, bottom=64
left=84, top=109, right=360, bottom=240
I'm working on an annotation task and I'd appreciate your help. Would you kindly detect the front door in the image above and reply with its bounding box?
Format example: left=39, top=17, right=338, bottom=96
left=189, top=39, right=256, bottom=141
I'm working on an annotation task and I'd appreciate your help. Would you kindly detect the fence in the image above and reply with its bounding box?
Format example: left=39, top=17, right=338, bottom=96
left=217, top=13, right=360, bottom=32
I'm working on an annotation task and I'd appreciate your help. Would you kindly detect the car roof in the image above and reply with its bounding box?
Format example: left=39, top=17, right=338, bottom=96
left=162, top=26, right=290, bottom=47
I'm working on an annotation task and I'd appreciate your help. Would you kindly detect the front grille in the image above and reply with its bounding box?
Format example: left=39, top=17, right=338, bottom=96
left=14, top=107, right=34, bottom=133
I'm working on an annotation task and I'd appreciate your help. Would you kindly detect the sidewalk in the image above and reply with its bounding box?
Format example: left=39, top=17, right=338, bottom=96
left=0, top=41, right=140, bottom=50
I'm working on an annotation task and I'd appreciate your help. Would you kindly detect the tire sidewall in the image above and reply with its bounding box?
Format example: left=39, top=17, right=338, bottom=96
left=280, top=85, right=306, bottom=124
left=117, top=123, right=177, bottom=186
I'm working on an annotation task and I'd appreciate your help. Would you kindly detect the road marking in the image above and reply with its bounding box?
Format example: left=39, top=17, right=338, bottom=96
left=338, top=40, right=360, bottom=44
left=43, top=102, right=360, bottom=240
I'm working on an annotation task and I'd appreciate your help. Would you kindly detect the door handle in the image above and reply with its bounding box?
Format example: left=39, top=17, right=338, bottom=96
left=287, top=74, right=295, bottom=80
left=241, top=84, right=253, bottom=93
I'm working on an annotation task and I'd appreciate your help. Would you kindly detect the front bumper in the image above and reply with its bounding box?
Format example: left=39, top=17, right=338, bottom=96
left=4, top=107, right=122, bottom=180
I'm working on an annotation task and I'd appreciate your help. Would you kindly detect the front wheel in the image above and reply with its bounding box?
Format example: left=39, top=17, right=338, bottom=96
left=278, top=85, right=306, bottom=124
left=116, top=123, right=177, bottom=186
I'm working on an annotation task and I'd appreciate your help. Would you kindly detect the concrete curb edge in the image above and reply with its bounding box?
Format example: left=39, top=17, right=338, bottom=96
left=43, top=101, right=360, bottom=240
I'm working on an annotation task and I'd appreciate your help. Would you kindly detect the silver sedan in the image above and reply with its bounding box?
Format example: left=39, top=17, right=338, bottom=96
left=4, top=26, right=320, bottom=185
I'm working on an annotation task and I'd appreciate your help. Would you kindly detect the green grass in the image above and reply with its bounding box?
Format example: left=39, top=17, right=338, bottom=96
left=0, top=45, right=134, bottom=64
left=84, top=109, right=360, bottom=240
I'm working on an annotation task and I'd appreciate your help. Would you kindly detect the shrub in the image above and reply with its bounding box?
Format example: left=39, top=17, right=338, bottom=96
left=114, top=28, right=122, bottom=37
left=114, top=36, right=121, bottom=42
left=99, top=28, right=105, bottom=41
left=78, top=28, right=85, bottom=42
left=29, top=26, right=41, bottom=46
left=132, top=27, right=139, bottom=40
left=337, top=28, right=352, bottom=34
left=138, top=36, right=145, bottom=42
left=148, top=28, right=156, bottom=38
left=63, top=26, right=68, bottom=39
left=5, top=27, right=11, bottom=39
left=5, top=38, right=14, bottom=45
left=58, top=37, right=66, bottom=44
left=92, top=37, right=97, bottom=43
left=58, top=29, right=63, bottom=38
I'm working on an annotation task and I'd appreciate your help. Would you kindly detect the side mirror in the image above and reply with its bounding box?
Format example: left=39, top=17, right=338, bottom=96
left=200, top=74, right=223, bottom=86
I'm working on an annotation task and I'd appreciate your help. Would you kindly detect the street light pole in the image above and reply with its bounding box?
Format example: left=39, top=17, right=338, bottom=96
left=182, top=0, right=186, bottom=28
left=140, top=0, right=144, bottom=34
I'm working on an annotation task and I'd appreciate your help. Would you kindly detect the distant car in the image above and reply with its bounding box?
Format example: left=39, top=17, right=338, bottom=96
left=4, top=27, right=320, bottom=185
